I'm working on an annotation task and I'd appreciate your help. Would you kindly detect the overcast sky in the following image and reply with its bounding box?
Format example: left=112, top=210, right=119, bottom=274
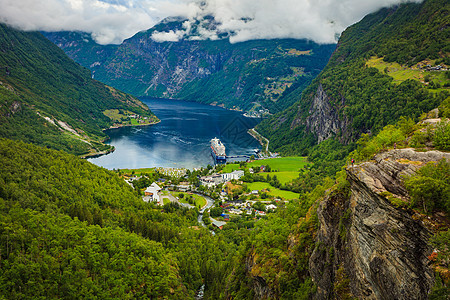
left=0, top=0, right=422, bottom=44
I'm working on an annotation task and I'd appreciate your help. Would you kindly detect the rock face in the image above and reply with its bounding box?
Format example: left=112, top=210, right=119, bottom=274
left=305, top=83, right=352, bottom=143
left=44, top=21, right=335, bottom=113
left=310, top=149, right=450, bottom=299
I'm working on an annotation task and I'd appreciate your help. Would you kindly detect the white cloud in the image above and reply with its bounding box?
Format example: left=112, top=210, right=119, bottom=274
left=151, top=29, right=186, bottom=42
left=0, top=0, right=423, bottom=45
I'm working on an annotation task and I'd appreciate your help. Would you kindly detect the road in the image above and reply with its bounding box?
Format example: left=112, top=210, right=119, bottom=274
left=160, top=189, right=215, bottom=229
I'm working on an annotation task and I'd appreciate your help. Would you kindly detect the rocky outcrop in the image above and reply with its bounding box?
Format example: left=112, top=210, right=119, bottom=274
left=310, top=149, right=450, bottom=299
left=244, top=249, right=277, bottom=299
left=44, top=23, right=335, bottom=113
left=305, top=83, right=352, bottom=143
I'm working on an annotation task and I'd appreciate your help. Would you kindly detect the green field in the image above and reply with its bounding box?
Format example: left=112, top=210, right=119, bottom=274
left=269, top=171, right=300, bottom=184
left=247, top=182, right=299, bottom=200
left=103, top=109, right=127, bottom=122
left=221, top=164, right=241, bottom=173
left=366, top=57, right=449, bottom=90
left=118, top=168, right=156, bottom=176
left=248, top=157, right=309, bottom=172
left=174, top=192, right=207, bottom=208
left=222, top=156, right=309, bottom=173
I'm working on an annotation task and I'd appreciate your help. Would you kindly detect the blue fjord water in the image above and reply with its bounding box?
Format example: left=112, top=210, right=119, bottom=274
left=88, top=98, right=261, bottom=169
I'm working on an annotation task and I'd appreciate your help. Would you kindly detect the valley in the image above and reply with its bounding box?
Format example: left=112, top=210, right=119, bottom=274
left=0, top=0, right=449, bottom=299
left=44, top=24, right=336, bottom=114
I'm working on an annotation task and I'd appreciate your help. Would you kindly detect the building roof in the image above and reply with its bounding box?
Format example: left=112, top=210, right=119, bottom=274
left=212, top=220, right=227, bottom=228
left=145, top=182, right=161, bottom=194
left=151, top=182, right=162, bottom=191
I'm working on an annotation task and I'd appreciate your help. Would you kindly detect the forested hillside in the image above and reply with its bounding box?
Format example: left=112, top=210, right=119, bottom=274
left=0, top=138, right=228, bottom=298
left=0, top=138, right=335, bottom=299
left=44, top=19, right=336, bottom=113
left=0, top=24, right=158, bottom=156
left=257, top=0, right=449, bottom=156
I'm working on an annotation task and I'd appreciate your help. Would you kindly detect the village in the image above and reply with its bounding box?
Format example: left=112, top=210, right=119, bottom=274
left=117, top=156, right=309, bottom=231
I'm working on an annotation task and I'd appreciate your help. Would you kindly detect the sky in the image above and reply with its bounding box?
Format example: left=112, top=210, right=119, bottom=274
left=0, top=0, right=422, bottom=45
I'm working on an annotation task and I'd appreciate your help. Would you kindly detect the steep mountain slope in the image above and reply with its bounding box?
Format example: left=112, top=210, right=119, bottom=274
left=0, top=24, right=158, bottom=156
left=257, top=0, right=449, bottom=155
left=44, top=19, right=336, bottom=113
left=0, top=138, right=203, bottom=298
left=220, top=114, right=450, bottom=299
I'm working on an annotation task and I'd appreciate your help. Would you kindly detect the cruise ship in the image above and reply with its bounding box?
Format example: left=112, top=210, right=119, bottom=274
left=210, top=138, right=226, bottom=163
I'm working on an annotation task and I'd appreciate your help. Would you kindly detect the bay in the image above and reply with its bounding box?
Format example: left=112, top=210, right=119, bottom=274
left=88, top=98, right=261, bottom=169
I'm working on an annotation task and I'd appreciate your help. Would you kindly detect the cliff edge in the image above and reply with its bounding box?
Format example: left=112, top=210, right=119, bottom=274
left=310, top=149, right=450, bottom=299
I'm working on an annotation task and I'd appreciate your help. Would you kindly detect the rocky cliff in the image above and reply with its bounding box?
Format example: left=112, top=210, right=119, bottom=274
left=44, top=19, right=335, bottom=113
left=304, top=83, right=352, bottom=143
left=310, top=149, right=450, bottom=299
left=256, top=0, right=448, bottom=156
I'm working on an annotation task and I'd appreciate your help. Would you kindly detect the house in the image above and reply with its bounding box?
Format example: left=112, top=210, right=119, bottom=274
left=266, top=204, right=277, bottom=211
left=212, top=220, right=227, bottom=230
left=200, top=174, right=223, bottom=187
left=144, top=182, right=162, bottom=203
left=221, top=214, right=230, bottom=220
left=177, top=184, right=190, bottom=192
left=251, top=190, right=259, bottom=195
left=221, top=170, right=244, bottom=181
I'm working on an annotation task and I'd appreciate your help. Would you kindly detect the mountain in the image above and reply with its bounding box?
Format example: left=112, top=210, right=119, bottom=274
left=0, top=24, right=158, bottom=156
left=44, top=18, right=336, bottom=114
left=257, top=0, right=449, bottom=155
left=0, top=138, right=210, bottom=298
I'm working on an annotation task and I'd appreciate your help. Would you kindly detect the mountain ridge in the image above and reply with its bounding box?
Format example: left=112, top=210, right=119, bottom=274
left=43, top=19, right=336, bottom=114
left=0, top=24, right=158, bottom=156
left=257, top=0, right=449, bottom=156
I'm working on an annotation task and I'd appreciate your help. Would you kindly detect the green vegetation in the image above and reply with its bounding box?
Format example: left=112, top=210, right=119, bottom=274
left=0, top=24, right=157, bottom=156
left=248, top=156, right=309, bottom=172
left=0, top=138, right=252, bottom=299
left=246, top=182, right=300, bottom=200
left=257, top=0, right=449, bottom=160
left=0, top=138, right=325, bottom=299
left=404, top=159, right=450, bottom=214
left=220, top=157, right=310, bottom=200
left=176, top=192, right=207, bottom=208
left=2, top=0, right=449, bottom=298
left=366, top=57, right=449, bottom=89
left=223, top=157, right=309, bottom=173
left=46, top=25, right=336, bottom=113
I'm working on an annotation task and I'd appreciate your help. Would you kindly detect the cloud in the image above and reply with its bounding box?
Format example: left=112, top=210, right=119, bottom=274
left=0, top=0, right=423, bottom=44
left=151, top=29, right=185, bottom=42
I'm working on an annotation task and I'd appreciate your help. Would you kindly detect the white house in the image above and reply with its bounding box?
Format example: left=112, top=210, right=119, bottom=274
left=144, top=182, right=162, bottom=203
left=266, top=204, right=277, bottom=211
left=200, top=174, right=223, bottom=187
left=221, top=170, right=245, bottom=181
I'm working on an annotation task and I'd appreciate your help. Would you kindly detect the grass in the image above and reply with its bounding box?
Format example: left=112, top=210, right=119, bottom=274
left=222, top=164, right=241, bottom=173
left=248, top=157, right=309, bottom=172
left=163, top=198, right=170, bottom=205
left=269, top=171, right=300, bottom=184
left=118, top=168, right=155, bottom=176
left=103, top=109, right=126, bottom=122
left=246, top=182, right=299, bottom=200
left=173, top=192, right=207, bottom=208
left=222, top=157, right=309, bottom=173
left=366, top=56, right=449, bottom=89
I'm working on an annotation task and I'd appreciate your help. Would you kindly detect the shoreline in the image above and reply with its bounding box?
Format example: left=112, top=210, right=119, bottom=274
left=248, top=128, right=272, bottom=157
left=104, top=119, right=161, bottom=131
left=81, top=147, right=115, bottom=159
left=83, top=119, right=161, bottom=159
